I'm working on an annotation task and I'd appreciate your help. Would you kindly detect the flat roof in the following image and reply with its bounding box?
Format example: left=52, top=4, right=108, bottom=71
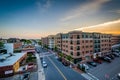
left=0, top=52, right=26, bottom=67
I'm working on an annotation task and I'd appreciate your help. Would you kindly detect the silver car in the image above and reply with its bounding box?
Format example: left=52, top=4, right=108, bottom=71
left=42, top=61, right=47, bottom=68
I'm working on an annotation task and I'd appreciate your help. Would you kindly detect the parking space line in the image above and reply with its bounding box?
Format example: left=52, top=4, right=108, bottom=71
left=47, top=56, right=67, bottom=80
left=87, top=73, right=99, bottom=80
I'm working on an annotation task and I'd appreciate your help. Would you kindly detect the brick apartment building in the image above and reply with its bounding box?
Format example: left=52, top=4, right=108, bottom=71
left=111, top=35, right=120, bottom=46
left=56, top=33, right=62, bottom=52
left=41, top=31, right=112, bottom=63
left=41, top=37, right=48, bottom=47
left=14, top=42, right=22, bottom=49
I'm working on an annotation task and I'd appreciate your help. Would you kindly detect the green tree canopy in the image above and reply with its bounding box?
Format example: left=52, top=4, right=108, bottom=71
left=38, top=41, right=42, bottom=45
left=66, top=55, right=72, bottom=61
left=26, top=40, right=32, bottom=44
left=0, top=41, right=4, bottom=48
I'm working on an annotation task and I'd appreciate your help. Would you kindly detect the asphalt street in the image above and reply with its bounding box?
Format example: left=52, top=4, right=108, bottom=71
left=43, top=55, right=86, bottom=80
left=37, top=46, right=86, bottom=80
left=87, top=57, right=120, bottom=80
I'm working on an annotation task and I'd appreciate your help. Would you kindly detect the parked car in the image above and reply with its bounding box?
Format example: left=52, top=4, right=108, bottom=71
left=117, top=73, right=120, bottom=79
left=80, top=64, right=89, bottom=70
left=42, top=61, right=47, bottom=68
left=93, top=58, right=102, bottom=64
left=87, top=61, right=97, bottom=67
left=98, top=56, right=111, bottom=63
left=62, top=60, right=70, bottom=66
left=62, top=62, right=69, bottom=66
left=118, top=52, right=120, bottom=56
left=112, top=52, right=120, bottom=57
left=106, top=54, right=115, bottom=59
left=104, top=57, right=111, bottom=63
left=106, top=55, right=111, bottom=59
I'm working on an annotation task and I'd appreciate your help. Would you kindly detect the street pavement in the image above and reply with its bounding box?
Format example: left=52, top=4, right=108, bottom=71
left=35, top=46, right=120, bottom=80
left=87, top=57, right=120, bottom=80
left=43, top=55, right=86, bottom=80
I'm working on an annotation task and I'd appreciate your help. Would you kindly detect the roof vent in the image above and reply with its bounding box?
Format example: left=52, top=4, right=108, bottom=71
left=0, top=57, right=6, bottom=62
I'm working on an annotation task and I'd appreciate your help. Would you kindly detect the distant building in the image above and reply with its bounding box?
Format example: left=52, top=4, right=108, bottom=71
left=111, top=35, right=120, bottom=46
left=22, top=45, right=35, bottom=53
left=55, top=33, right=62, bottom=52
left=48, top=35, right=55, bottom=50
left=41, top=37, right=49, bottom=48
left=14, top=42, right=22, bottom=49
left=4, top=42, right=22, bottom=53
left=41, top=35, right=56, bottom=50
left=7, top=38, right=20, bottom=43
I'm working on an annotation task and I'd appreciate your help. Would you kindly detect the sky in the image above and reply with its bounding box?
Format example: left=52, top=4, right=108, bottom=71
left=0, top=0, right=120, bottom=39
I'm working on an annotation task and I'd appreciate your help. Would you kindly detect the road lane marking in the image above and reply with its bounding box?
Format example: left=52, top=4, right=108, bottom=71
left=47, top=56, right=67, bottom=80
left=87, top=73, right=99, bottom=80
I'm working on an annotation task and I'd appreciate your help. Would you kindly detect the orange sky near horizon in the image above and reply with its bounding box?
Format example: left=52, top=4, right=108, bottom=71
left=75, top=19, right=120, bottom=36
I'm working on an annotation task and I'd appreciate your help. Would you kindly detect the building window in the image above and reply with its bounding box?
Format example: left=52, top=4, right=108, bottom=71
left=71, top=46, right=73, bottom=50
left=70, top=40, right=73, bottom=44
left=90, top=45, right=93, bottom=47
left=90, top=36, right=92, bottom=38
left=90, top=50, right=92, bottom=53
left=77, top=40, right=80, bottom=44
left=82, top=46, right=84, bottom=48
left=82, top=40, right=84, bottom=43
left=86, top=40, right=88, bottom=43
left=86, top=51, right=89, bottom=53
left=86, top=35, right=88, bottom=38
left=82, top=35, right=84, bottom=38
left=86, top=46, right=88, bottom=48
left=66, top=45, right=68, bottom=48
left=77, top=52, right=80, bottom=56
left=90, top=40, right=93, bottom=42
left=71, top=52, right=73, bottom=55
left=77, top=46, right=80, bottom=50
left=70, top=36, right=73, bottom=39
left=66, top=50, right=68, bottom=52
left=77, top=35, right=80, bottom=39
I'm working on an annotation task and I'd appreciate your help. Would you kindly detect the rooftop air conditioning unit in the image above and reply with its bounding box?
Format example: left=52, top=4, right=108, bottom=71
left=0, top=57, right=6, bottom=62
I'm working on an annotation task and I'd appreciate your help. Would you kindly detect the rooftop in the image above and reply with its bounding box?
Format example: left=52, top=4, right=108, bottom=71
left=0, top=52, right=26, bottom=67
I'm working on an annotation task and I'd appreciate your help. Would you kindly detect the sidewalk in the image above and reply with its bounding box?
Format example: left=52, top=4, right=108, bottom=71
left=35, top=53, right=45, bottom=80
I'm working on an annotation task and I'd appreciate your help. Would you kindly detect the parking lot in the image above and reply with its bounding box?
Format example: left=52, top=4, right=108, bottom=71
left=87, top=56, right=120, bottom=80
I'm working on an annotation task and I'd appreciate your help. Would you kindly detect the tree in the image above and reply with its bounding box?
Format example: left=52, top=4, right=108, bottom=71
left=20, top=39, right=32, bottom=44
left=20, top=39, right=27, bottom=44
left=54, top=46, right=58, bottom=52
left=66, top=55, right=72, bottom=61
left=0, top=41, right=4, bottom=49
left=45, top=45, right=48, bottom=49
left=38, top=41, right=42, bottom=45
left=59, top=53, right=64, bottom=58
left=26, top=40, right=32, bottom=44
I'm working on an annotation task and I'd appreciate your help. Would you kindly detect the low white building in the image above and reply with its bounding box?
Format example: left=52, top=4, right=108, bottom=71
left=4, top=43, right=14, bottom=53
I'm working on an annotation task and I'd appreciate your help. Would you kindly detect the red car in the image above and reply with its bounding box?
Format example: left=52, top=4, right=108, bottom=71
left=93, top=58, right=102, bottom=64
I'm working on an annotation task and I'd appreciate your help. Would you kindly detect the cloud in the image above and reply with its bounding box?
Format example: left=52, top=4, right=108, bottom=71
left=75, top=19, right=120, bottom=30
left=60, top=0, right=111, bottom=21
left=74, top=19, right=120, bottom=35
left=36, top=0, right=51, bottom=12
